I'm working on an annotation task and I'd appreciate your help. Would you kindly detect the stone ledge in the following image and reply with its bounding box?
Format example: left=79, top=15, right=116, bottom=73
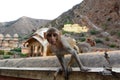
left=0, top=67, right=120, bottom=72
left=0, top=50, right=120, bottom=80
left=0, top=67, right=120, bottom=80
left=0, top=50, right=120, bottom=67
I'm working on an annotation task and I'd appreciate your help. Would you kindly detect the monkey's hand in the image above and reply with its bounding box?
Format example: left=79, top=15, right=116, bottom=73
left=53, top=68, right=62, bottom=80
left=80, top=67, right=90, bottom=72
left=67, top=66, right=72, bottom=74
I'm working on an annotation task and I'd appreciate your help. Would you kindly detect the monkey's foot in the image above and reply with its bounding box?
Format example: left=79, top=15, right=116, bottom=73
left=64, top=70, right=69, bottom=80
left=80, top=67, right=90, bottom=72
left=53, top=68, right=62, bottom=80
left=67, top=67, right=72, bottom=74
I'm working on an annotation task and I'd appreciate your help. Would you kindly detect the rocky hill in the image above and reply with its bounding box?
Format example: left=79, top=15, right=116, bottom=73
left=0, top=0, right=119, bottom=50
left=0, top=16, right=51, bottom=38
left=45, top=0, right=120, bottom=50
left=46, top=0, right=120, bottom=36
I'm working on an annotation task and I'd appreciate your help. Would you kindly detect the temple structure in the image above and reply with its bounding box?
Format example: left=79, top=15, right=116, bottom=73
left=0, top=33, right=19, bottom=51
left=21, top=28, right=52, bottom=57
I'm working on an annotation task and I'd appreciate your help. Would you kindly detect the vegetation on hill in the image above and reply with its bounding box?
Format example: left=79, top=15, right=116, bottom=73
left=44, top=0, right=120, bottom=50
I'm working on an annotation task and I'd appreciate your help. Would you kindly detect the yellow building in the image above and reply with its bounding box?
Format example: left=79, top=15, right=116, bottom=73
left=62, top=24, right=89, bottom=33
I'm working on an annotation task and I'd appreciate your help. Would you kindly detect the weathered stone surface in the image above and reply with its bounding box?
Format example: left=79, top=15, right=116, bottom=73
left=0, top=50, right=120, bottom=67
left=0, top=50, right=120, bottom=80
left=0, top=68, right=120, bottom=80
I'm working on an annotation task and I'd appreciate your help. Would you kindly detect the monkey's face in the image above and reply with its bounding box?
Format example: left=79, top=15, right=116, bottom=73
left=46, top=32, right=59, bottom=45
left=86, top=39, right=96, bottom=46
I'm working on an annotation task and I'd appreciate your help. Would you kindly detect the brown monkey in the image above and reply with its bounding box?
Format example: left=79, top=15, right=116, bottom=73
left=86, top=38, right=96, bottom=47
left=77, top=42, right=91, bottom=53
left=44, top=27, right=89, bottom=80
left=77, top=38, right=96, bottom=53
left=46, top=36, right=80, bottom=56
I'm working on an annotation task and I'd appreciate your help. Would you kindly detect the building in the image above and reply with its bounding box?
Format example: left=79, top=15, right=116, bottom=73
left=0, top=33, right=19, bottom=51
left=62, top=24, right=89, bottom=33
left=22, top=28, right=52, bottom=57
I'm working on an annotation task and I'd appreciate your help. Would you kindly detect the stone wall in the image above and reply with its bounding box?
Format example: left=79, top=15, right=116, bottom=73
left=0, top=50, right=120, bottom=80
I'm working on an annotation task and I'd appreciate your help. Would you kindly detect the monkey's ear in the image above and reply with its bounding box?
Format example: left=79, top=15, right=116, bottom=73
left=44, top=32, right=47, bottom=39
left=87, top=38, right=90, bottom=41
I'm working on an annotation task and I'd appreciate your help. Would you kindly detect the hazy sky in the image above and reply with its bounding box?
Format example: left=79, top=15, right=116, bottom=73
left=0, top=0, right=83, bottom=22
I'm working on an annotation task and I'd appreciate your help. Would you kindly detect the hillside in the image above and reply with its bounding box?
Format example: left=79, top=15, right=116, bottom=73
left=45, top=0, right=120, bottom=50
left=0, top=0, right=119, bottom=50
left=0, top=16, right=51, bottom=38
left=46, top=0, right=120, bottom=36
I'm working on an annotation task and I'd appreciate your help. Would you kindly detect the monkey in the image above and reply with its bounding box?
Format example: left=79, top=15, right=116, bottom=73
left=86, top=38, right=96, bottom=47
left=45, top=32, right=80, bottom=56
left=44, top=27, right=90, bottom=80
left=77, top=42, right=91, bottom=53
left=77, top=38, right=96, bottom=53
left=46, top=36, right=80, bottom=56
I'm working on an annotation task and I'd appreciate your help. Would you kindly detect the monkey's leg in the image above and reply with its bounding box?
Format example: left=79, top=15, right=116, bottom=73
left=67, top=56, right=74, bottom=73
left=74, top=45, right=80, bottom=53
left=57, top=56, right=69, bottom=80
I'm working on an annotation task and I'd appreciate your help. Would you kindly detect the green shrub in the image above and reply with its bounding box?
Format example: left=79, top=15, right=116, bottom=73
left=20, top=53, right=27, bottom=57
left=105, top=37, right=110, bottom=41
left=3, top=55, right=10, bottom=59
left=79, top=37, right=86, bottom=42
left=79, top=32, right=86, bottom=37
left=62, top=30, right=68, bottom=34
left=6, top=51, right=14, bottom=55
left=117, top=31, right=120, bottom=37
left=90, top=30, right=99, bottom=35
left=95, top=38, right=103, bottom=43
left=0, top=50, right=4, bottom=55
left=109, top=44, right=116, bottom=48
left=10, top=48, right=21, bottom=52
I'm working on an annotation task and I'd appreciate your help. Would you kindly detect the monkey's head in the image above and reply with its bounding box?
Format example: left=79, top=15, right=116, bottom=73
left=86, top=38, right=96, bottom=47
left=44, top=27, right=61, bottom=45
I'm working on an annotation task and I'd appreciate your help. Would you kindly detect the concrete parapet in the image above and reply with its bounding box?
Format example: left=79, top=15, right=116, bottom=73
left=0, top=50, right=120, bottom=80
left=0, top=67, right=120, bottom=80
left=0, top=50, right=120, bottom=67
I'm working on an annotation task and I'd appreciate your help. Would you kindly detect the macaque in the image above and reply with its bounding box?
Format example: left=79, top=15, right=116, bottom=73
left=86, top=38, right=96, bottom=47
left=44, top=27, right=89, bottom=80
left=46, top=36, right=80, bottom=56
left=77, top=38, right=96, bottom=53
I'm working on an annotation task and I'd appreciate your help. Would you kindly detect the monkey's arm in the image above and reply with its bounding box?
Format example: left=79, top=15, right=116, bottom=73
left=57, top=55, right=66, bottom=71
left=61, top=36, right=82, bottom=67
left=56, top=55, right=69, bottom=80
left=61, top=36, right=89, bottom=71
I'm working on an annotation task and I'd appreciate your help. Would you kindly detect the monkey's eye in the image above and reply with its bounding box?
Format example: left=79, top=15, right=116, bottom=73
left=47, top=34, right=52, bottom=37
left=47, top=33, right=58, bottom=37
left=52, top=33, right=58, bottom=37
